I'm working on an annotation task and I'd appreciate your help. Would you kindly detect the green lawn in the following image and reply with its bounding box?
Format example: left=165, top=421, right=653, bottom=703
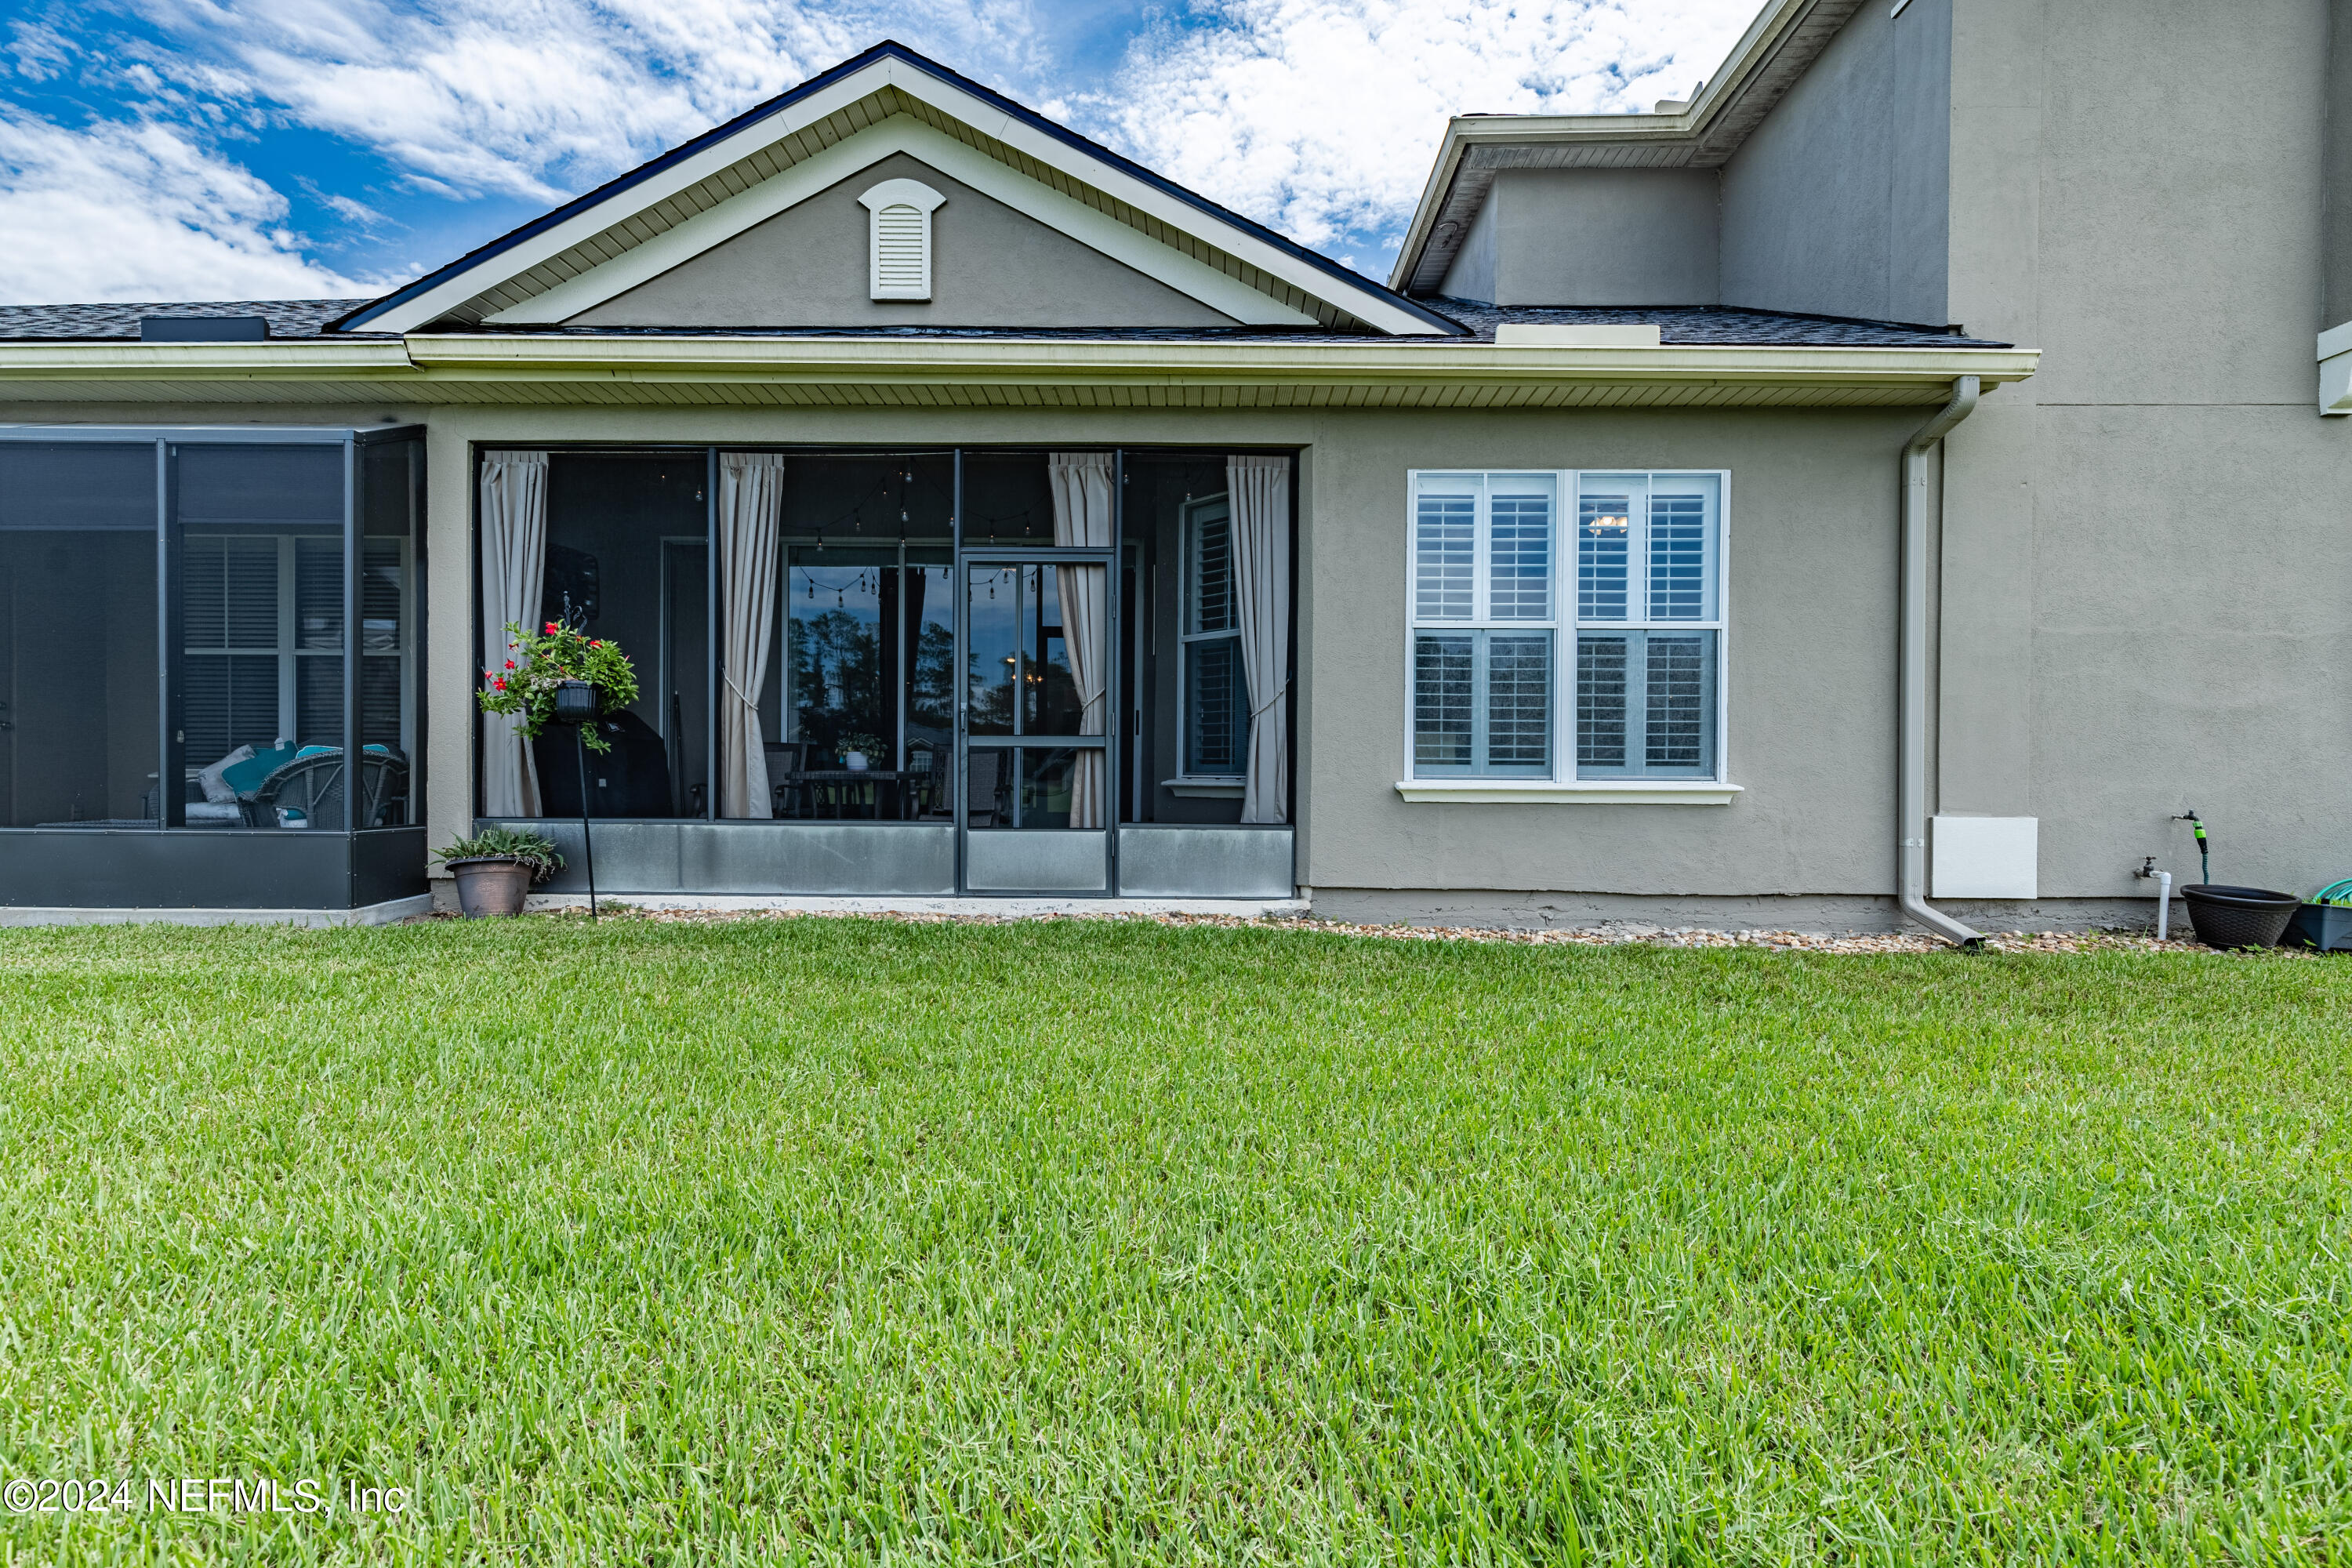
left=1, top=916, right=2347, bottom=1565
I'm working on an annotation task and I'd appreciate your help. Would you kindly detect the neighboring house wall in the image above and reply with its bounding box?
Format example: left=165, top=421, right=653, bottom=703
left=1719, top=0, right=1953, bottom=326
left=1483, top=169, right=1719, bottom=307
left=1938, top=0, right=2352, bottom=905
left=570, top=151, right=1238, bottom=330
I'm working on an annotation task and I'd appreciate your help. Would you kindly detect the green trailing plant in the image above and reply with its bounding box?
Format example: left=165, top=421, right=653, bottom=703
left=477, top=621, right=641, bottom=754
left=433, top=827, right=566, bottom=882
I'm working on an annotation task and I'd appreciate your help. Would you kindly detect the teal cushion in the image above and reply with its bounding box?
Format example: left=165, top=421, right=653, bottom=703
left=220, top=745, right=296, bottom=798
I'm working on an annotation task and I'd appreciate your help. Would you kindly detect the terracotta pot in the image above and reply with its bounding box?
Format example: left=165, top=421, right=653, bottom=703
left=448, top=858, right=533, bottom=917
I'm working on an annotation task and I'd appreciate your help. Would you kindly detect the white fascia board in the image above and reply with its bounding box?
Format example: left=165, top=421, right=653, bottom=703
left=1394, top=780, right=1742, bottom=804
left=878, top=63, right=1445, bottom=336
left=491, top=119, right=1315, bottom=327
left=360, top=64, right=902, bottom=334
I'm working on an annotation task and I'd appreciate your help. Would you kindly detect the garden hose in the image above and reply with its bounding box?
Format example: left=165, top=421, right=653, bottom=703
left=2176, top=811, right=2209, bottom=886
left=2315, top=879, right=2352, bottom=908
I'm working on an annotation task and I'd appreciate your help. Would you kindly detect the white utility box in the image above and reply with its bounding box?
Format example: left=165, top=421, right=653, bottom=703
left=1931, top=815, right=2038, bottom=899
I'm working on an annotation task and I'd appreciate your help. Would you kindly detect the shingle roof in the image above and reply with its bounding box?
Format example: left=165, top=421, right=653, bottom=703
left=0, top=296, right=2009, bottom=350
left=0, top=299, right=384, bottom=341
left=1438, top=302, right=2011, bottom=348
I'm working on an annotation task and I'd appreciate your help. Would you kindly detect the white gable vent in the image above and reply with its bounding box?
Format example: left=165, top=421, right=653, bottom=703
left=858, top=178, right=946, bottom=301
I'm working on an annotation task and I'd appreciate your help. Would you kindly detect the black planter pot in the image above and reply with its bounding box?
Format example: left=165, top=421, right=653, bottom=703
left=2180, top=884, right=2301, bottom=949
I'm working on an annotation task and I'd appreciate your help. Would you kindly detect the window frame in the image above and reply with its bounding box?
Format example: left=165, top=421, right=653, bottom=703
left=1399, top=467, right=1735, bottom=802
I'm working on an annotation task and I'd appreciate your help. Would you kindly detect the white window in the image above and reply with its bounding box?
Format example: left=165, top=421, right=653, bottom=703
left=1405, top=469, right=1726, bottom=789
left=857, top=178, right=946, bottom=301
left=1180, top=493, right=1247, bottom=777
left=1408, top=473, right=1559, bottom=777
left=1573, top=473, right=1722, bottom=779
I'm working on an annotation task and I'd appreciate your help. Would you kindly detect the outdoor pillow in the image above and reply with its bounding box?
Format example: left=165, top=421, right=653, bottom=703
left=196, top=744, right=254, bottom=804
left=220, top=745, right=298, bottom=799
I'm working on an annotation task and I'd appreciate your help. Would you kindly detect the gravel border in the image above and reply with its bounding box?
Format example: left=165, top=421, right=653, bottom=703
left=488, top=905, right=2306, bottom=955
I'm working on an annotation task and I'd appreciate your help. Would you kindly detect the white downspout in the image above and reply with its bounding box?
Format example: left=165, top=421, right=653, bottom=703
left=1900, top=376, right=1985, bottom=948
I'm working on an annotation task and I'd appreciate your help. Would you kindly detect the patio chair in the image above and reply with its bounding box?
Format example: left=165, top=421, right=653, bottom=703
left=239, top=746, right=408, bottom=829
left=964, top=750, right=1007, bottom=827
left=764, top=742, right=807, bottom=818
left=904, top=742, right=942, bottom=818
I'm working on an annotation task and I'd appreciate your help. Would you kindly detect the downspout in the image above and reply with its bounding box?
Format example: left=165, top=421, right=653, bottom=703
left=1899, top=376, right=1985, bottom=948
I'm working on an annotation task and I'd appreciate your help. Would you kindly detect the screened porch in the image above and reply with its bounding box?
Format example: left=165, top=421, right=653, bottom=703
left=475, top=445, right=1295, bottom=899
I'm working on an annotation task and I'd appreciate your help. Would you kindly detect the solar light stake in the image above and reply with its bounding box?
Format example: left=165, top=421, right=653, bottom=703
left=554, top=678, right=600, bottom=920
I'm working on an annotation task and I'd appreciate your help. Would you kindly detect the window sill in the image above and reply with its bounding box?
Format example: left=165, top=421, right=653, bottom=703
left=1394, top=779, right=1742, bottom=805
left=1163, top=777, right=1245, bottom=799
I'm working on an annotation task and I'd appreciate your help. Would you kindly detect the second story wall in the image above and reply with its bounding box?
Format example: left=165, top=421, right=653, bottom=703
left=1720, top=0, right=1953, bottom=326
left=1441, top=169, right=1720, bottom=306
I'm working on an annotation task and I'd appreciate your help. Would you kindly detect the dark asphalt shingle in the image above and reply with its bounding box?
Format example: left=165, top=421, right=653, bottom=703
left=0, top=296, right=2009, bottom=350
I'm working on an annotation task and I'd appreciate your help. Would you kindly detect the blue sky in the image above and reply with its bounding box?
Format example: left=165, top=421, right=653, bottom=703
left=0, top=0, right=1759, bottom=305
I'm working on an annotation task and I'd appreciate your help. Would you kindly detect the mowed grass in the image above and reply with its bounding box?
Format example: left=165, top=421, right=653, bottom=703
left=0, top=917, right=2347, bottom=1566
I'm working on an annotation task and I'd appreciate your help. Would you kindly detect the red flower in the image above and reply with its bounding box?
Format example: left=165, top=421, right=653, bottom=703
left=589, top=639, right=602, bottom=648
left=504, top=659, right=517, bottom=670
left=492, top=677, right=507, bottom=691
left=545, top=621, right=559, bottom=633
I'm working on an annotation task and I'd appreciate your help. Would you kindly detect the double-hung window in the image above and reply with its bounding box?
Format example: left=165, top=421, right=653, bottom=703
left=1408, top=473, right=1559, bottom=776
left=1573, top=473, right=1722, bottom=779
left=1406, top=470, right=1726, bottom=789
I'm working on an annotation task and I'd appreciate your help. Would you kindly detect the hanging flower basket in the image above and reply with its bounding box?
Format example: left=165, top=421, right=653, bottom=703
left=477, top=621, right=640, bottom=754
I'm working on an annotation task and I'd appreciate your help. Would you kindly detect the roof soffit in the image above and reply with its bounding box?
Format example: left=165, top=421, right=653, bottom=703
left=353, top=51, right=1453, bottom=336
left=1394, top=0, right=1866, bottom=293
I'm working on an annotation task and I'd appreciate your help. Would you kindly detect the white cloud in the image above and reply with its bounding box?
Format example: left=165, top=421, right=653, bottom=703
left=0, top=108, right=374, bottom=302
left=1093, top=0, right=1761, bottom=261
left=127, top=0, right=1048, bottom=202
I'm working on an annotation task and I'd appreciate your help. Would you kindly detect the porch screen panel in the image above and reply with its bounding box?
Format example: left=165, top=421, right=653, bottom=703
left=176, top=444, right=349, bottom=828
left=0, top=441, right=160, bottom=828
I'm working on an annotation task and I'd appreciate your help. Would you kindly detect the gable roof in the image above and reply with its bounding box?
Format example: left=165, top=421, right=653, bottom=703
left=1390, top=0, right=1867, bottom=295
left=337, top=42, right=1463, bottom=339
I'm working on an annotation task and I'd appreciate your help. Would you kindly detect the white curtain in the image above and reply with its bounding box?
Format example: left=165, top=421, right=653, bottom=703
left=718, top=452, right=787, bottom=818
left=1049, top=452, right=1114, bottom=829
left=1229, top=455, right=1291, bottom=824
left=478, top=451, right=548, bottom=817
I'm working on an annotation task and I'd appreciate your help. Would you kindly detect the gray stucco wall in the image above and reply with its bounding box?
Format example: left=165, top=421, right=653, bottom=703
left=1719, top=0, right=1953, bottom=326
left=1937, top=0, right=2352, bottom=906
left=571, top=151, right=1236, bottom=330
left=1488, top=169, right=1719, bottom=307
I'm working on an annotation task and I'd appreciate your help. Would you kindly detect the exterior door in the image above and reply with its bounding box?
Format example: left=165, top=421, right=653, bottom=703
left=959, top=553, right=1114, bottom=892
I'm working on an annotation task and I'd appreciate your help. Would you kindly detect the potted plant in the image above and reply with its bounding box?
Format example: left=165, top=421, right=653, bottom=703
left=477, top=619, right=641, bottom=754
left=434, top=827, right=565, bottom=916
left=836, top=732, right=887, bottom=771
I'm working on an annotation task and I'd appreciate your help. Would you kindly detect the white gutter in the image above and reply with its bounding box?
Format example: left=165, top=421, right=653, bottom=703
left=1899, top=376, right=1984, bottom=948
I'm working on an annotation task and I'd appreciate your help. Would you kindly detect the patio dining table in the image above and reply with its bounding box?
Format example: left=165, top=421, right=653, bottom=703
left=783, top=768, right=913, bottom=819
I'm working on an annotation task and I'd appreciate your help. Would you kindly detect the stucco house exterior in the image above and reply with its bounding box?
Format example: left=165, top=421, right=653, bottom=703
left=0, top=0, right=2341, bottom=938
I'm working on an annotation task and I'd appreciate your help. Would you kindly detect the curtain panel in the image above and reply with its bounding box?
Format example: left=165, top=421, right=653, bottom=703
left=718, top=452, right=786, bottom=818
left=478, top=452, right=549, bottom=817
left=1229, top=455, right=1291, bottom=825
left=1047, top=452, right=1114, bottom=829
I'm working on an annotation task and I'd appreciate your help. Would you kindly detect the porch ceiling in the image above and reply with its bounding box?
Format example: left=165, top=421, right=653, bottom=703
left=0, top=336, right=2037, bottom=410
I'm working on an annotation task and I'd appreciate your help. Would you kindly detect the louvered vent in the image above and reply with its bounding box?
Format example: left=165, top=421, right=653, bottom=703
left=858, top=177, right=946, bottom=301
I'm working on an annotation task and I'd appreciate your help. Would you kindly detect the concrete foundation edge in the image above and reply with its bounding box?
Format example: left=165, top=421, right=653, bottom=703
left=0, top=895, right=436, bottom=929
